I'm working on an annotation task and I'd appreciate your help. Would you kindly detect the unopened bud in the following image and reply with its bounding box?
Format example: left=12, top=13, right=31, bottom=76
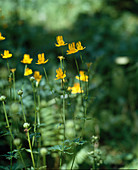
left=18, top=89, right=23, bottom=96
left=13, top=138, right=21, bottom=146
left=0, top=95, right=6, bottom=102
left=30, top=76, right=35, bottom=82
left=40, top=147, right=47, bottom=156
left=23, top=122, right=30, bottom=129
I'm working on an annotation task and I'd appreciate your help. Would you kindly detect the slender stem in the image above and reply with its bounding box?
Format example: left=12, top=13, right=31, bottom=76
left=18, top=148, right=27, bottom=170
left=79, top=52, right=83, bottom=63
left=43, top=65, right=49, bottom=83
left=71, top=153, right=76, bottom=170
left=10, top=136, right=13, bottom=170
left=27, top=131, right=36, bottom=169
left=2, top=101, right=14, bottom=140
left=63, top=90, right=66, bottom=141
left=43, top=155, right=46, bottom=169
left=74, top=56, right=85, bottom=138
left=37, top=86, right=41, bottom=126
left=59, top=152, right=63, bottom=170
left=13, top=72, right=16, bottom=100
left=32, top=82, right=37, bottom=147
left=2, top=101, right=13, bottom=169
left=6, top=59, right=10, bottom=74
left=20, top=97, right=27, bottom=123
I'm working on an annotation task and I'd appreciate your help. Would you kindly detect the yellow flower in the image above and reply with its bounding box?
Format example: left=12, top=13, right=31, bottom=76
left=21, top=54, right=33, bottom=64
left=76, top=41, right=86, bottom=51
left=0, top=32, right=5, bottom=40
left=76, top=71, right=88, bottom=82
left=68, top=83, right=84, bottom=94
left=55, top=68, right=66, bottom=80
left=1, top=50, right=12, bottom=58
left=36, top=53, right=48, bottom=64
left=66, top=42, right=78, bottom=55
left=10, top=68, right=16, bottom=73
left=58, top=56, right=65, bottom=61
left=24, top=68, right=33, bottom=76
left=34, top=71, right=42, bottom=83
left=55, top=36, right=67, bottom=47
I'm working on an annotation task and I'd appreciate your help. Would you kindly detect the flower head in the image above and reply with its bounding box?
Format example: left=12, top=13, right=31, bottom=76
left=34, top=71, right=42, bottom=83
left=10, top=68, right=16, bottom=73
left=13, top=138, right=21, bottom=146
left=58, top=56, right=65, bottom=61
left=40, top=148, right=47, bottom=156
left=0, top=95, right=6, bottom=102
left=55, top=68, right=66, bottom=80
left=18, top=89, right=23, bottom=96
left=23, top=122, right=30, bottom=129
left=66, top=42, right=78, bottom=55
left=76, top=41, right=86, bottom=51
left=24, top=68, right=33, bottom=76
left=36, top=53, right=48, bottom=65
left=1, top=50, right=12, bottom=59
left=55, top=36, right=67, bottom=47
left=68, top=83, right=84, bottom=94
left=76, top=71, right=88, bottom=82
left=0, top=32, right=5, bottom=40
left=21, top=54, right=33, bottom=64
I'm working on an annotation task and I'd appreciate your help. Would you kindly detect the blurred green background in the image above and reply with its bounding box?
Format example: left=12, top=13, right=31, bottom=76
left=0, top=0, right=138, bottom=169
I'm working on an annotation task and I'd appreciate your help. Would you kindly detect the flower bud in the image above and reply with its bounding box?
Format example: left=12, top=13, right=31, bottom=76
left=23, top=122, right=30, bottom=129
left=40, top=147, right=47, bottom=156
left=18, top=89, right=23, bottom=96
left=13, top=138, right=21, bottom=146
left=10, top=103, right=19, bottom=113
left=0, top=95, right=6, bottom=102
left=30, top=76, right=35, bottom=82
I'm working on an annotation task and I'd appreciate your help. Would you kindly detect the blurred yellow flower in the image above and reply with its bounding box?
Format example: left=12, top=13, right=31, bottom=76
left=36, top=53, right=48, bottom=64
left=55, top=36, right=67, bottom=47
left=66, top=42, right=78, bottom=55
left=76, top=41, right=86, bottom=51
left=55, top=68, right=66, bottom=80
left=10, top=68, right=16, bottom=73
left=58, top=56, right=65, bottom=61
left=76, top=71, right=88, bottom=82
left=1, top=50, right=12, bottom=58
left=0, top=32, right=5, bottom=40
left=24, top=68, right=33, bottom=76
left=21, top=54, right=33, bottom=64
left=34, top=71, right=42, bottom=83
left=68, top=83, right=84, bottom=94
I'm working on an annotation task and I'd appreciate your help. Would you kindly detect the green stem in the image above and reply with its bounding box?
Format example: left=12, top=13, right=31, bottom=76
left=6, top=59, right=10, bottom=74
left=71, top=151, right=76, bottom=170
left=2, top=101, right=14, bottom=140
left=20, top=97, right=27, bottom=123
left=79, top=52, right=83, bottom=63
left=13, top=72, right=16, bottom=100
left=27, top=131, right=35, bottom=169
left=18, top=148, right=27, bottom=170
left=43, top=155, right=46, bottom=169
left=10, top=136, right=13, bottom=170
left=59, top=152, right=63, bottom=170
left=63, top=90, right=66, bottom=141
left=2, top=101, right=13, bottom=169
left=32, top=82, right=37, bottom=147
left=43, top=65, right=49, bottom=83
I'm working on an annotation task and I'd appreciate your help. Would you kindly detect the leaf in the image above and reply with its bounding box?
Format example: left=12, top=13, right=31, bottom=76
left=25, top=149, right=38, bottom=154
